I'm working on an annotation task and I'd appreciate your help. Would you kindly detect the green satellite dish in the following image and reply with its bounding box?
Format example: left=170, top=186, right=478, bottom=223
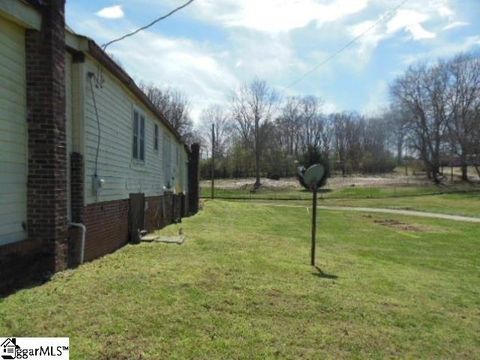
left=303, top=164, right=325, bottom=189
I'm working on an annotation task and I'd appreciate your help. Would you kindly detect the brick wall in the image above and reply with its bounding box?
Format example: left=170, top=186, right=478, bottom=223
left=0, top=0, right=67, bottom=295
left=26, top=0, right=68, bottom=273
left=0, top=240, right=46, bottom=296
left=83, top=200, right=129, bottom=262
left=70, top=152, right=84, bottom=223
left=83, top=194, right=184, bottom=263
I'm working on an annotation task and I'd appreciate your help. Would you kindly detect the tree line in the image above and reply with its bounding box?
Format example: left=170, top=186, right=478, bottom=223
left=140, top=51, right=480, bottom=183
left=390, top=53, right=480, bottom=182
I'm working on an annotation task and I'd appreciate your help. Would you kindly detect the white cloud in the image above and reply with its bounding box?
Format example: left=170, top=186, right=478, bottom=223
left=111, top=34, right=239, bottom=123
left=111, top=37, right=238, bottom=120
left=437, top=3, right=454, bottom=18
left=386, top=10, right=436, bottom=40
left=68, top=0, right=476, bottom=118
left=346, top=5, right=441, bottom=66
left=322, top=101, right=338, bottom=114
left=96, top=5, right=124, bottom=19
left=193, top=0, right=369, bottom=33
left=70, top=19, right=239, bottom=123
left=229, top=33, right=305, bottom=79
left=348, top=20, right=385, bottom=64
left=363, top=80, right=389, bottom=114
left=443, top=21, right=469, bottom=31
left=403, top=36, right=480, bottom=64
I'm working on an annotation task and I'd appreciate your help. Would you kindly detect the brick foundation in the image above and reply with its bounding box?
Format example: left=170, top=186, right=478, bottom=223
left=81, top=194, right=186, bottom=263
left=0, top=240, right=47, bottom=296
left=82, top=200, right=129, bottom=262
left=70, top=152, right=85, bottom=223
left=2, top=192, right=189, bottom=294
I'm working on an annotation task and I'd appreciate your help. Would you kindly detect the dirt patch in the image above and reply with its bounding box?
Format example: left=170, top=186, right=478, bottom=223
left=373, top=219, right=429, bottom=233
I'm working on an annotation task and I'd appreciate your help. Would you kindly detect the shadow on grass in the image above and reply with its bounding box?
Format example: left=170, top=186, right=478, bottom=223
left=312, top=266, right=338, bottom=280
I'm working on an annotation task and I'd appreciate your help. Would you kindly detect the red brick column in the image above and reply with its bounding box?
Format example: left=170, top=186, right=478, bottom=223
left=26, top=0, right=68, bottom=273
left=70, top=152, right=84, bottom=223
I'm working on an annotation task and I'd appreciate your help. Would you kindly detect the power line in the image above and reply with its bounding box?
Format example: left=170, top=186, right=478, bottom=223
left=102, top=0, right=196, bottom=50
left=285, top=0, right=410, bottom=89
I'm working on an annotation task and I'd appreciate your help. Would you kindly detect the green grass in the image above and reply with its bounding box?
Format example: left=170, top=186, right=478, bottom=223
left=320, top=192, right=480, bottom=218
left=201, top=182, right=480, bottom=201
left=1, top=201, right=479, bottom=359
left=202, top=182, right=480, bottom=217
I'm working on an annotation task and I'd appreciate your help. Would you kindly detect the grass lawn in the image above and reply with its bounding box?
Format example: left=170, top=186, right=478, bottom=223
left=1, top=201, right=479, bottom=359
left=201, top=182, right=480, bottom=201
left=200, top=184, right=444, bottom=200
left=203, top=182, right=480, bottom=217
left=320, top=192, right=480, bottom=218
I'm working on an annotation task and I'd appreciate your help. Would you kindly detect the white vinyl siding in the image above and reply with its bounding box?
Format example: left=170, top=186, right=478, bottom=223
left=84, top=57, right=186, bottom=204
left=0, top=17, right=27, bottom=245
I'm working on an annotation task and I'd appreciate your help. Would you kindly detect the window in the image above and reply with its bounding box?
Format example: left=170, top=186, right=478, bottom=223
left=154, top=124, right=159, bottom=150
left=133, top=109, right=145, bottom=161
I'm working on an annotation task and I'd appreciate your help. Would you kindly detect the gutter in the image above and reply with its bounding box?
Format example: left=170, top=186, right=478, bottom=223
left=69, top=222, right=86, bottom=264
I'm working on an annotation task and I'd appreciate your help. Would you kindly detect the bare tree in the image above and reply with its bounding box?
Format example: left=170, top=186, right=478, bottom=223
left=231, top=79, right=279, bottom=188
left=276, top=96, right=327, bottom=157
left=391, top=64, right=448, bottom=182
left=444, top=54, right=480, bottom=180
left=139, top=83, right=194, bottom=142
left=383, top=105, right=410, bottom=165
left=297, top=96, right=325, bottom=153
left=199, top=105, right=233, bottom=159
left=332, top=112, right=364, bottom=175
left=276, top=97, right=303, bottom=156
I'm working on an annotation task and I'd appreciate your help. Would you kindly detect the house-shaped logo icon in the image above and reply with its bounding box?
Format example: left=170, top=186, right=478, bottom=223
left=1, top=338, right=19, bottom=360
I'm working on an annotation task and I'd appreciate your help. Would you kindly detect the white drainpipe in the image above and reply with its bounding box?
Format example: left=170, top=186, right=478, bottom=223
left=69, top=222, right=86, bottom=264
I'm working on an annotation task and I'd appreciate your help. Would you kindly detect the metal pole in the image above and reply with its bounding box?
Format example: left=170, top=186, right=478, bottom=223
left=311, top=187, right=317, bottom=266
left=211, top=123, right=215, bottom=199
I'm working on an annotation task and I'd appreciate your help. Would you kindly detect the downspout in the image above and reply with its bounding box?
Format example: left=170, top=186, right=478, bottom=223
left=69, top=222, right=86, bottom=264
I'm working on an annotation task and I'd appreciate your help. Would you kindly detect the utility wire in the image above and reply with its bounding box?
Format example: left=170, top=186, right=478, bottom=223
left=286, top=0, right=410, bottom=89
left=102, top=0, right=195, bottom=50
left=88, top=73, right=101, bottom=176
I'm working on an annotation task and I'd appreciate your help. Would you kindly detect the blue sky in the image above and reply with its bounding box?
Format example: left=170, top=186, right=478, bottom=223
left=66, top=0, right=480, bottom=122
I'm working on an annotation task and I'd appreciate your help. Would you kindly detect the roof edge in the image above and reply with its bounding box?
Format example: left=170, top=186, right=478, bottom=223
left=86, top=39, right=185, bottom=144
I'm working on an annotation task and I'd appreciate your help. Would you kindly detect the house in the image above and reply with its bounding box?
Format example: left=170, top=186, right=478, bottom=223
left=0, top=0, right=200, bottom=294
left=1, top=338, right=19, bottom=357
